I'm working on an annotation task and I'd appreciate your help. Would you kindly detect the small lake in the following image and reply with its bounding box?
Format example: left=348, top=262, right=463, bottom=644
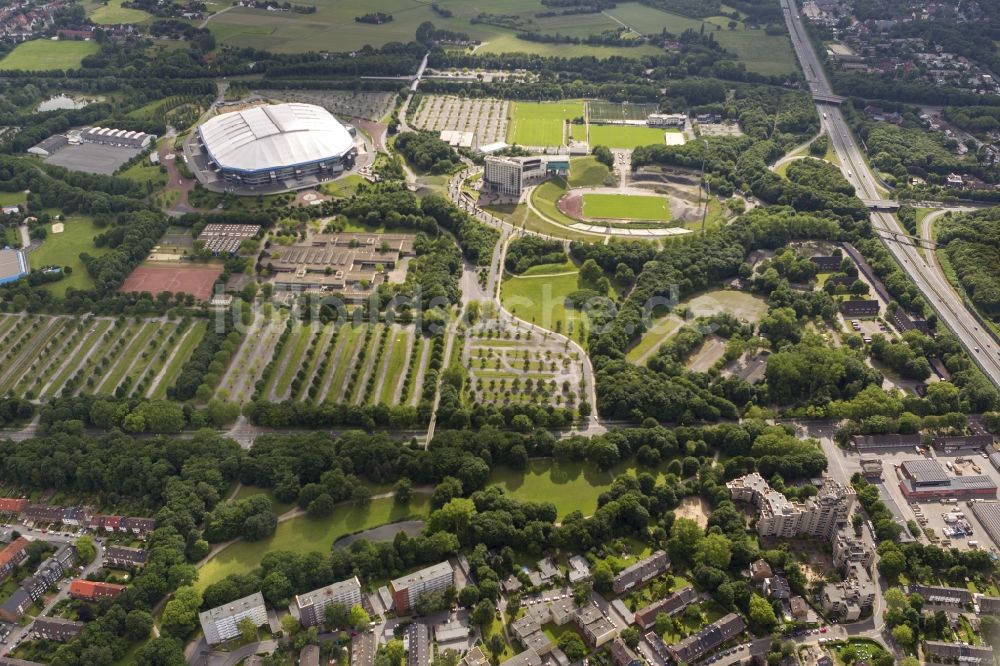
left=36, top=94, right=102, bottom=112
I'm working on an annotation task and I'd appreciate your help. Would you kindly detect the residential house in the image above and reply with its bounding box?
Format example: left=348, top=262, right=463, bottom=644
left=68, top=580, right=126, bottom=602
left=103, top=546, right=148, bottom=569
left=0, top=588, right=31, bottom=622
left=33, top=617, right=83, bottom=642
left=610, top=638, right=642, bottom=666
left=0, top=537, right=29, bottom=579
left=612, top=551, right=670, bottom=594
left=634, top=587, right=698, bottom=629
left=665, top=613, right=746, bottom=664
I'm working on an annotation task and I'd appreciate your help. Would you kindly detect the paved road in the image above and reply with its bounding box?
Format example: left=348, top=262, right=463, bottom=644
left=780, top=0, right=1000, bottom=390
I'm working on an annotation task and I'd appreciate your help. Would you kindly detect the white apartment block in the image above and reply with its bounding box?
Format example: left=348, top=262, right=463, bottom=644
left=727, top=473, right=855, bottom=540
left=390, top=561, right=454, bottom=611
left=199, top=591, right=268, bottom=645
left=296, top=575, right=363, bottom=627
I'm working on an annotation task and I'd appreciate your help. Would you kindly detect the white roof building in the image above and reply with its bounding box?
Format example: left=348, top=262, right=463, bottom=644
left=198, top=103, right=355, bottom=174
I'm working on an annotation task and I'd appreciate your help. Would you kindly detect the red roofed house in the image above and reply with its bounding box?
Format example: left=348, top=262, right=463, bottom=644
left=0, top=499, right=27, bottom=514
left=0, top=537, right=30, bottom=580
left=68, top=580, right=126, bottom=602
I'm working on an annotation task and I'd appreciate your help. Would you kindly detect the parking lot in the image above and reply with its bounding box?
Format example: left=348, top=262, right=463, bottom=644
left=43, top=143, right=140, bottom=175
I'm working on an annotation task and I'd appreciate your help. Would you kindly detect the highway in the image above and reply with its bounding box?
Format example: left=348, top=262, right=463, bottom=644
left=779, top=0, right=1000, bottom=389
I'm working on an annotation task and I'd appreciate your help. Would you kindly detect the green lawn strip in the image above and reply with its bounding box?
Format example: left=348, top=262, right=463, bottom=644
left=0, top=317, right=67, bottom=394
left=263, top=321, right=305, bottom=399
left=51, top=320, right=118, bottom=396
left=0, top=317, right=36, bottom=366
left=375, top=328, right=411, bottom=405
left=401, top=334, right=423, bottom=405
left=354, top=324, right=386, bottom=404
left=0, top=315, right=17, bottom=342
left=583, top=193, right=670, bottom=221
left=75, top=322, right=136, bottom=393
left=328, top=322, right=367, bottom=403
left=625, top=314, right=683, bottom=363
left=20, top=320, right=86, bottom=397
left=195, top=495, right=430, bottom=591
left=273, top=322, right=315, bottom=400
left=41, top=321, right=111, bottom=397
left=95, top=321, right=159, bottom=395
left=150, top=320, right=207, bottom=399
left=124, top=322, right=178, bottom=396
left=296, top=323, right=337, bottom=402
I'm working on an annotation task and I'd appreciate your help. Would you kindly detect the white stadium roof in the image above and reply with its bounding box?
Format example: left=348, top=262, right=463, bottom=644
left=198, top=103, right=354, bottom=173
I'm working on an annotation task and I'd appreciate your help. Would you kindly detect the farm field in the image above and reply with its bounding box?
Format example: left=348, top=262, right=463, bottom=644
left=476, top=34, right=663, bottom=58
left=87, top=0, right=151, bottom=24
left=28, top=216, right=107, bottom=296
left=583, top=193, right=671, bottom=221
left=587, top=125, right=668, bottom=149
left=507, top=101, right=585, bottom=147
left=0, top=40, right=99, bottom=71
left=0, top=314, right=203, bottom=400
left=195, top=495, right=431, bottom=590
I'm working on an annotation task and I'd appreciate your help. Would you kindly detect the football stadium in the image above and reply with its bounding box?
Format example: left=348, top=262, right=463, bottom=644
left=196, top=103, right=357, bottom=188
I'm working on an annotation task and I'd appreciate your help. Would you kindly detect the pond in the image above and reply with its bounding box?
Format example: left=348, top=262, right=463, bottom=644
left=36, top=94, right=101, bottom=112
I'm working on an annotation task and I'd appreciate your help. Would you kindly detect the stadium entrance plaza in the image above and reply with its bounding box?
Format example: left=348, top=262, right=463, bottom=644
left=805, top=424, right=1000, bottom=555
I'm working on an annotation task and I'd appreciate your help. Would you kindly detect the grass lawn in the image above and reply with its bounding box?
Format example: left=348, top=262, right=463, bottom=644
left=502, top=265, right=585, bottom=341
left=150, top=321, right=208, bottom=399
left=376, top=328, right=410, bottom=405
left=487, top=458, right=673, bottom=518
left=88, top=0, right=151, bottom=24
left=327, top=323, right=367, bottom=402
left=29, top=216, right=107, bottom=297
left=478, top=32, right=662, bottom=58
left=508, top=101, right=585, bottom=147
left=568, top=156, right=611, bottom=188
left=583, top=193, right=670, bottom=221
left=587, top=125, right=667, bottom=150
left=196, top=495, right=430, bottom=590
left=625, top=314, right=683, bottom=364
left=118, top=152, right=168, bottom=190
left=271, top=322, right=313, bottom=398
left=0, top=191, right=27, bottom=207
left=530, top=178, right=583, bottom=228
left=0, top=40, right=99, bottom=71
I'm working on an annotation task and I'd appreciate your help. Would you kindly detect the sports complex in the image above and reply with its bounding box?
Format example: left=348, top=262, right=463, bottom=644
left=189, top=102, right=363, bottom=193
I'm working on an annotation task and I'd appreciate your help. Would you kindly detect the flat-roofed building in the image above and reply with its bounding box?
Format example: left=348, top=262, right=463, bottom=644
left=0, top=249, right=28, bottom=286
left=483, top=156, right=570, bottom=198
left=198, top=591, right=267, bottom=645
left=390, top=562, right=453, bottom=612
left=851, top=433, right=922, bottom=452
left=822, top=564, right=875, bottom=621
left=612, top=550, right=670, bottom=594
left=299, top=645, right=320, bottom=666
left=296, top=576, right=363, bottom=627
left=972, top=500, right=1000, bottom=548
left=728, top=473, right=854, bottom=540
left=499, top=651, right=541, bottom=666
left=646, top=114, right=686, bottom=128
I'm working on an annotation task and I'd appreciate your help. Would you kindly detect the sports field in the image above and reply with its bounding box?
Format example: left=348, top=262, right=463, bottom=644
left=587, top=125, right=668, bottom=149
left=507, top=101, right=585, bottom=147
left=120, top=264, right=224, bottom=301
left=88, top=0, right=151, bottom=24
left=0, top=40, right=99, bottom=71
left=583, top=193, right=670, bottom=221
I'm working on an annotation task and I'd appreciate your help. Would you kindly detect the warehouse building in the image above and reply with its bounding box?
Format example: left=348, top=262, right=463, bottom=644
left=198, top=103, right=357, bottom=187
left=898, top=459, right=997, bottom=500
left=971, top=500, right=1000, bottom=550
left=0, top=249, right=28, bottom=286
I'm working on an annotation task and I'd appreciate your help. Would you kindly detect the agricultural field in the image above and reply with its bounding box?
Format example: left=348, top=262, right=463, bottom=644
left=0, top=40, right=99, bottom=71
left=587, top=124, right=671, bottom=150
left=28, top=216, right=108, bottom=297
left=583, top=193, right=671, bottom=221
left=412, top=96, right=509, bottom=146
left=0, top=314, right=204, bottom=401
left=87, top=0, right=151, bottom=24
left=507, top=101, right=585, bottom=147
left=255, top=89, right=395, bottom=122
left=463, top=320, right=585, bottom=410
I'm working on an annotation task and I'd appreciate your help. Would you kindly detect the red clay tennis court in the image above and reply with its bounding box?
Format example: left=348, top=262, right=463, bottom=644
left=120, top=264, right=223, bottom=301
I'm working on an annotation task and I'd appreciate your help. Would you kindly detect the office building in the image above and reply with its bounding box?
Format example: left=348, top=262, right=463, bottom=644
left=198, top=591, right=268, bottom=645
left=295, top=576, right=363, bottom=627
left=482, top=156, right=569, bottom=198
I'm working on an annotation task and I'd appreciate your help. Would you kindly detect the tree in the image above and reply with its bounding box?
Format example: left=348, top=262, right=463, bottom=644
left=592, top=560, right=614, bottom=593
left=471, top=600, right=495, bottom=626
left=694, top=533, right=732, bottom=569
left=891, top=624, right=914, bottom=648
left=620, top=627, right=641, bottom=649
left=238, top=617, right=258, bottom=643
left=580, top=258, right=603, bottom=285
left=458, top=585, right=480, bottom=607
left=667, top=518, right=703, bottom=563
left=75, top=535, right=96, bottom=564
left=394, top=477, right=413, bottom=503
left=161, top=586, right=202, bottom=639
left=748, top=593, right=778, bottom=631
left=135, top=637, right=187, bottom=666
left=350, top=604, right=370, bottom=631
left=307, top=493, right=336, bottom=518
left=125, top=609, right=154, bottom=641
left=558, top=632, right=587, bottom=661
